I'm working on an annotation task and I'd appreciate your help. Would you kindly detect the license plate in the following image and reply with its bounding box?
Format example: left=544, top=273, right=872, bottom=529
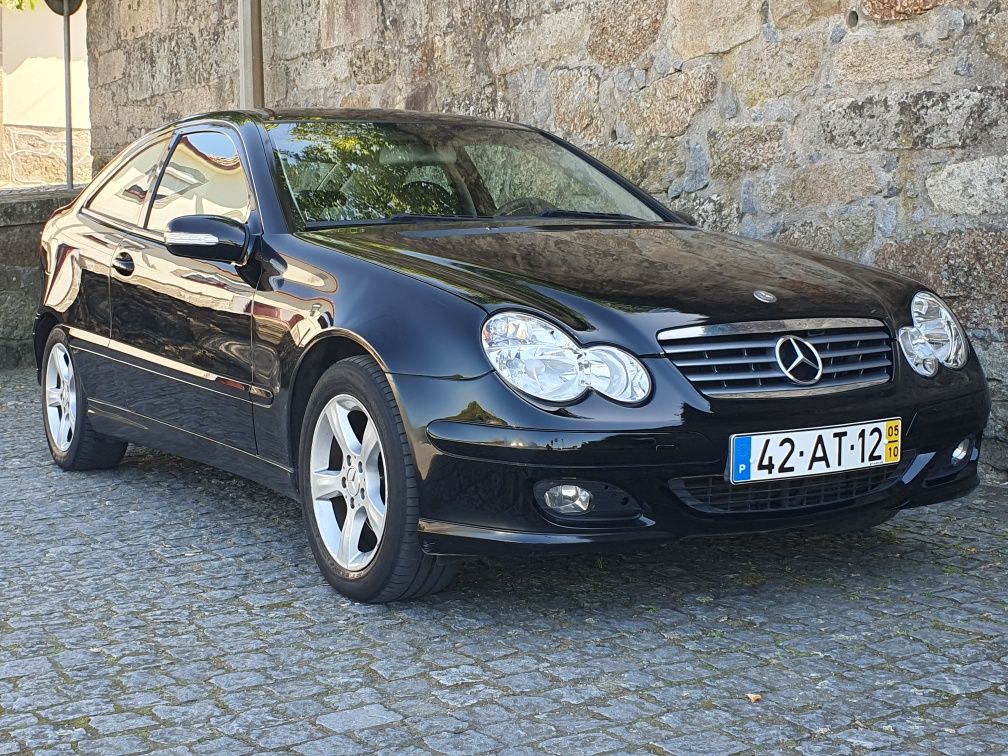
left=730, top=418, right=901, bottom=484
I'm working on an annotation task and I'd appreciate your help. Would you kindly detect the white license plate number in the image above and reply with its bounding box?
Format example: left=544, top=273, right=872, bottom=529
left=730, top=418, right=901, bottom=484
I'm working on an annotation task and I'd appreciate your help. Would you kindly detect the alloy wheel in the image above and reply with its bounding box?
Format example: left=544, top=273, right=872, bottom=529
left=45, top=343, right=77, bottom=452
left=309, top=393, right=388, bottom=572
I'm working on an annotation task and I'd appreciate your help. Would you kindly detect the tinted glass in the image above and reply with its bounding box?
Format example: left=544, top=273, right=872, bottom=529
left=147, top=131, right=252, bottom=233
left=267, top=121, right=663, bottom=225
left=87, top=139, right=168, bottom=225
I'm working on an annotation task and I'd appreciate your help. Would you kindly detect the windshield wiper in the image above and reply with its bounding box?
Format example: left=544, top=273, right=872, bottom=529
left=529, top=209, right=644, bottom=221
left=305, top=214, right=490, bottom=230
left=385, top=213, right=491, bottom=223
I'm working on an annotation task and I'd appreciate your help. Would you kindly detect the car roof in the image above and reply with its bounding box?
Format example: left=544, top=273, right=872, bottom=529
left=169, top=108, right=534, bottom=132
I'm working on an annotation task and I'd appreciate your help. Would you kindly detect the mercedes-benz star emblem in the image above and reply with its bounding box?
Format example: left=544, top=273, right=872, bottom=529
left=753, top=289, right=777, bottom=303
left=775, top=335, right=823, bottom=385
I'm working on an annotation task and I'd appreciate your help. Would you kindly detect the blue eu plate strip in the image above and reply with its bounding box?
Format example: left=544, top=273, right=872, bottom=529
left=733, top=436, right=752, bottom=482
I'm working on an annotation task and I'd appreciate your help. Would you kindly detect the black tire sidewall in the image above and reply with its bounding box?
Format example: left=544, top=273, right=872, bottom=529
left=298, top=358, right=416, bottom=602
left=41, top=328, right=86, bottom=469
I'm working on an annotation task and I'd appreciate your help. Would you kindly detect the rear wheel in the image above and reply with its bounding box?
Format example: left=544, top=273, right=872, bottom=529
left=298, top=355, right=456, bottom=603
left=42, top=329, right=127, bottom=470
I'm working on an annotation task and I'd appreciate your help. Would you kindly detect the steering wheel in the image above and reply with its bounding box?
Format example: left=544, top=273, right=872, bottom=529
left=494, top=196, right=557, bottom=217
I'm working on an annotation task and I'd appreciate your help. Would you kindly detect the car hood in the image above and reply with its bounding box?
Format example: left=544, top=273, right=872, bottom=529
left=300, top=220, right=917, bottom=356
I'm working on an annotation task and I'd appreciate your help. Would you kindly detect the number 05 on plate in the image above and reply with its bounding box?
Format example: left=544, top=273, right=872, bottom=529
left=730, top=418, right=901, bottom=484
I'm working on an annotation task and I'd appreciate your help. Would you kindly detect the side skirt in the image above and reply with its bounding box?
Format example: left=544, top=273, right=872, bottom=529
left=87, top=398, right=299, bottom=500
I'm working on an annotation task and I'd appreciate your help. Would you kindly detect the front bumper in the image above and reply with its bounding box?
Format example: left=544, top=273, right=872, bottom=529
left=392, top=363, right=991, bottom=557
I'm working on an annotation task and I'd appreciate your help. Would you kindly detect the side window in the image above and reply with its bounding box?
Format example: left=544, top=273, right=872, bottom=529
left=146, top=131, right=252, bottom=234
left=87, top=139, right=169, bottom=225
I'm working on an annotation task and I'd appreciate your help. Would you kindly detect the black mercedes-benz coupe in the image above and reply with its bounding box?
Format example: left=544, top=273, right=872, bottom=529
left=36, top=109, right=990, bottom=602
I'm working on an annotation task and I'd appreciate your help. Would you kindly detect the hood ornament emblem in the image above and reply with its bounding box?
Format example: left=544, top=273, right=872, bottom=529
left=754, top=289, right=777, bottom=303
left=775, top=336, right=824, bottom=385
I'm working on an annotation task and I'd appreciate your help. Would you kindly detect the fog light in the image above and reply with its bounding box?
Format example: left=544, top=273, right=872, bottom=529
left=534, top=480, right=641, bottom=521
left=543, top=484, right=593, bottom=514
left=951, top=437, right=972, bottom=464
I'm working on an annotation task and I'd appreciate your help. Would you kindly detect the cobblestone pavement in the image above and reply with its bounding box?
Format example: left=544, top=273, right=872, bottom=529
left=2, top=368, right=1007, bottom=755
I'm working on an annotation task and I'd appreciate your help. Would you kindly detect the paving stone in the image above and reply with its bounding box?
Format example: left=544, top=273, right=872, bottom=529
left=648, top=731, right=747, bottom=755
left=75, top=735, right=150, bottom=755
left=247, top=722, right=326, bottom=749
left=292, top=735, right=361, bottom=755
left=831, top=727, right=904, bottom=749
left=88, top=712, right=158, bottom=735
left=317, top=704, right=402, bottom=733
left=538, top=731, right=627, bottom=754
left=191, top=737, right=254, bottom=755
left=146, top=726, right=204, bottom=747
left=914, top=672, right=993, bottom=695
left=0, top=368, right=1006, bottom=752
left=424, top=729, right=501, bottom=754
left=0, top=657, right=53, bottom=679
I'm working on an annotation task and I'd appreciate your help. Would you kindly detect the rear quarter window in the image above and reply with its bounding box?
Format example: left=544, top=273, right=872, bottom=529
left=87, top=138, right=169, bottom=226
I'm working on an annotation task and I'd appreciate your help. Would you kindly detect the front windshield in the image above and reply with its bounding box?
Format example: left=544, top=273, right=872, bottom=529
left=266, top=120, right=664, bottom=226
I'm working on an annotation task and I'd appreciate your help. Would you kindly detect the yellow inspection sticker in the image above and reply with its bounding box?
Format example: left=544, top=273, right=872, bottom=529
left=885, top=418, right=901, bottom=464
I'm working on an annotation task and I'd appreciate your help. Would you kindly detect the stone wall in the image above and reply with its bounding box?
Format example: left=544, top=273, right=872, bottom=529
left=86, top=0, right=240, bottom=168
left=87, top=0, right=1007, bottom=477
left=0, top=126, right=91, bottom=189
left=0, top=187, right=80, bottom=368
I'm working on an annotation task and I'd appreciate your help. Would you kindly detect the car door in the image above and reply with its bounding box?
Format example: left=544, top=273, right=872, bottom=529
left=105, top=126, right=259, bottom=453
left=63, top=135, right=171, bottom=404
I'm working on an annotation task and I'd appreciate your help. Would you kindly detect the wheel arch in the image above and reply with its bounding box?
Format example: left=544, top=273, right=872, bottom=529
left=33, top=310, right=61, bottom=379
left=286, top=330, right=384, bottom=473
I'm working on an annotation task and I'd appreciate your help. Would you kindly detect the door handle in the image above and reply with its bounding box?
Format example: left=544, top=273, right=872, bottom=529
left=112, top=251, right=135, bottom=276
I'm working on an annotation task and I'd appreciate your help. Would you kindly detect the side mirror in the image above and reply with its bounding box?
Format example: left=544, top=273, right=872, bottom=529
left=164, top=215, right=248, bottom=263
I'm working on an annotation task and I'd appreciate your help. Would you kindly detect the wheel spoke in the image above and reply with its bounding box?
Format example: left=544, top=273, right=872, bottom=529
left=326, top=402, right=361, bottom=456
left=311, top=469, right=344, bottom=500
left=312, top=498, right=341, bottom=552
left=45, top=388, right=62, bottom=407
left=58, top=412, right=72, bottom=446
left=362, top=484, right=386, bottom=540
left=338, top=507, right=366, bottom=566
left=58, top=351, right=73, bottom=383
left=360, top=421, right=380, bottom=467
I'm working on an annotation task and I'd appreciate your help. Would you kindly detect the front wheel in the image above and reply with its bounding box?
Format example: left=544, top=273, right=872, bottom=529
left=298, top=355, right=457, bottom=603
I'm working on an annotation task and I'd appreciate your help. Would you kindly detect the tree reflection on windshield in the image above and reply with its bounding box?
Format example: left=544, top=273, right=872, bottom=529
left=267, top=120, right=664, bottom=227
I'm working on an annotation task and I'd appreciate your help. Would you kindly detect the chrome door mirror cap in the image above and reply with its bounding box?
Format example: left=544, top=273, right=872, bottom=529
left=164, top=215, right=248, bottom=263
left=165, top=231, right=220, bottom=247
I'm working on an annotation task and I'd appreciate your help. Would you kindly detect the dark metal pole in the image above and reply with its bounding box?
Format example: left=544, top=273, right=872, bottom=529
left=63, top=0, right=73, bottom=188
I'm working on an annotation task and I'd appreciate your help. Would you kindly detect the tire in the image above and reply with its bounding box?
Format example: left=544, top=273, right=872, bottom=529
left=298, top=355, right=457, bottom=603
left=41, top=328, right=128, bottom=471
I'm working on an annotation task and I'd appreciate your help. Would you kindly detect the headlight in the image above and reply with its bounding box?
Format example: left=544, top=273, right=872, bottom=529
left=481, top=312, right=586, bottom=402
left=583, top=346, right=652, bottom=403
left=897, top=292, right=969, bottom=377
left=481, top=312, right=651, bottom=404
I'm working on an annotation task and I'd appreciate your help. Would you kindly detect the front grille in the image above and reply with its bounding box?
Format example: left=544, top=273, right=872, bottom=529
left=658, top=318, right=894, bottom=398
left=669, top=463, right=905, bottom=515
